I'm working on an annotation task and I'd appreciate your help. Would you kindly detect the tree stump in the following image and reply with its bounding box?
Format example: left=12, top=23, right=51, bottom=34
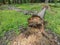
left=10, top=15, right=58, bottom=45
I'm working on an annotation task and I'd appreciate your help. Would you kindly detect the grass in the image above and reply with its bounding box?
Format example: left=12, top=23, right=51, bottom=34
left=0, top=10, right=30, bottom=36
left=14, top=3, right=42, bottom=11
left=45, top=8, right=60, bottom=35
left=0, top=3, right=60, bottom=37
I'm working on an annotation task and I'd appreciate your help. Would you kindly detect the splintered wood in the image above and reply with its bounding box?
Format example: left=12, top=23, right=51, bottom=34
left=10, top=15, right=58, bottom=45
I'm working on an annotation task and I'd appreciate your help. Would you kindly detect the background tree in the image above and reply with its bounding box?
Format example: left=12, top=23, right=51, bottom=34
left=0, top=0, right=60, bottom=4
left=2, top=0, right=6, bottom=4
left=54, top=0, right=58, bottom=7
left=8, top=0, right=11, bottom=4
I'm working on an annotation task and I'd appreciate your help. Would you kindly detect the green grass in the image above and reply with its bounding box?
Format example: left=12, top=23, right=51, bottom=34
left=0, top=3, right=60, bottom=37
left=45, top=8, right=60, bottom=35
left=14, top=3, right=42, bottom=11
left=0, top=10, right=30, bottom=36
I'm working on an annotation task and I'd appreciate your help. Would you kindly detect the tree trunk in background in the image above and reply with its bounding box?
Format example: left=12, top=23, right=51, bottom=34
left=45, top=0, right=49, bottom=7
left=0, top=0, right=59, bottom=4
left=17, top=0, right=21, bottom=4
left=21, top=0, right=25, bottom=3
left=20, top=0, right=22, bottom=3
left=45, top=0, right=49, bottom=4
left=49, top=0, right=52, bottom=3
left=12, top=0, right=15, bottom=4
left=30, top=0, right=35, bottom=3
left=36, top=0, right=41, bottom=3
left=12, top=0, right=17, bottom=4
left=54, top=0, right=57, bottom=7
left=26, top=0, right=30, bottom=3
left=8, top=0, right=11, bottom=4
left=3, top=0, right=6, bottom=4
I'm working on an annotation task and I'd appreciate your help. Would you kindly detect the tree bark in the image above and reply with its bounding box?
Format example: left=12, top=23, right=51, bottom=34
left=8, top=0, right=11, bottom=4
left=3, top=0, right=6, bottom=4
left=45, top=0, right=49, bottom=4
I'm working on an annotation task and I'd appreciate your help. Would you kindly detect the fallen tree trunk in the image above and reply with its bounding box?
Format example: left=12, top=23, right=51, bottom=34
left=37, top=7, right=47, bottom=19
left=10, top=6, right=59, bottom=45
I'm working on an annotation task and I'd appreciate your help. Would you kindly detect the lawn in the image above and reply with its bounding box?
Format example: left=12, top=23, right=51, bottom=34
left=0, top=3, right=60, bottom=37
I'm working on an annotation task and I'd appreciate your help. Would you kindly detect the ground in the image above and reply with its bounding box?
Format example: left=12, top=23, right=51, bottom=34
left=0, top=3, right=60, bottom=42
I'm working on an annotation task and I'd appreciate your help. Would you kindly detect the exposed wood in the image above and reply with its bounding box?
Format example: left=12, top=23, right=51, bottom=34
left=10, top=9, right=58, bottom=45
